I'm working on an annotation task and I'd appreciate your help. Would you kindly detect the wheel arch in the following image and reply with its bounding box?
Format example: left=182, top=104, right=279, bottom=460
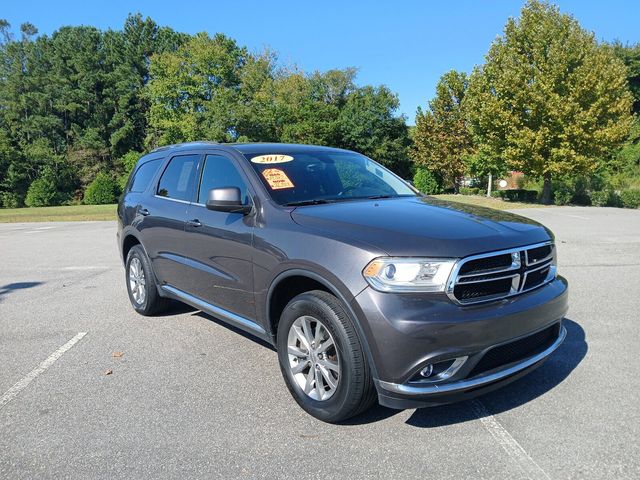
left=266, top=268, right=379, bottom=380
left=121, top=231, right=142, bottom=264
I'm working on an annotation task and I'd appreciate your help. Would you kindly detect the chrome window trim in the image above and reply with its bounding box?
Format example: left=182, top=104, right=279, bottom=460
left=445, top=241, right=555, bottom=305
left=378, top=325, right=566, bottom=396
left=153, top=195, right=192, bottom=205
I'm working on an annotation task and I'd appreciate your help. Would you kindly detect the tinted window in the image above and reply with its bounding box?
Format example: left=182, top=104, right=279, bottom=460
left=198, top=155, right=249, bottom=204
left=244, top=150, right=415, bottom=205
left=129, top=159, right=161, bottom=193
left=157, top=155, right=199, bottom=201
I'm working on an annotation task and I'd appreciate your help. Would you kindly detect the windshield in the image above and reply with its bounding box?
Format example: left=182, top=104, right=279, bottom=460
left=243, top=150, right=416, bottom=206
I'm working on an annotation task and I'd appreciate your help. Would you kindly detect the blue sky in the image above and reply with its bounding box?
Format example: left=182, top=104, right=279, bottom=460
left=3, top=1, right=639, bottom=123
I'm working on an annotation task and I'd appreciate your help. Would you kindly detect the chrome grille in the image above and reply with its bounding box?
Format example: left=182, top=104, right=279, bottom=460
left=446, top=242, right=556, bottom=305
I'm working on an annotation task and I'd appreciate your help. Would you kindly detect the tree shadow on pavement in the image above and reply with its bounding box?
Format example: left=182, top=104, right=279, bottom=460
left=0, top=282, right=43, bottom=302
left=347, top=318, right=587, bottom=427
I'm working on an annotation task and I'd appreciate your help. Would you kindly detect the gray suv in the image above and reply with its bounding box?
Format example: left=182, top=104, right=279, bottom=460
left=117, top=142, right=568, bottom=422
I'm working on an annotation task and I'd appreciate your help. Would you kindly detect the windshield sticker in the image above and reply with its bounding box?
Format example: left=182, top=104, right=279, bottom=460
left=251, top=154, right=294, bottom=164
left=262, top=168, right=294, bottom=190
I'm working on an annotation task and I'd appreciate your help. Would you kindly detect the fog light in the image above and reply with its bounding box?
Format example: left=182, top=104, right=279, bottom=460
left=410, top=357, right=468, bottom=384
left=420, top=364, right=434, bottom=378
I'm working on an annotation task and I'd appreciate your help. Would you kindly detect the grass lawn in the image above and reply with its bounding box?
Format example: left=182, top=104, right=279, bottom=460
left=433, top=194, right=548, bottom=210
left=0, top=204, right=117, bottom=223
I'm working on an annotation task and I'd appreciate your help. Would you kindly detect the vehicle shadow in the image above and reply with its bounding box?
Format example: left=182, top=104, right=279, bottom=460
left=346, top=318, right=587, bottom=427
left=152, top=300, right=198, bottom=317
left=0, top=282, right=43, bottom=302
left=192, top=311, right=276, bottom=351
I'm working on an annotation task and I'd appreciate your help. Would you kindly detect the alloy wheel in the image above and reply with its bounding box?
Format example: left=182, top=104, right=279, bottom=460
left=287, top=316, right=341, bottom=401
left=128, top=257, right=146, bottom=305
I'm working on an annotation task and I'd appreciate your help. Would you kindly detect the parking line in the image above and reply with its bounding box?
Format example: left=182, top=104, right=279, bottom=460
left=471, top=400, right=551, bottom=480
left=0, top=332, right=87, bottom=410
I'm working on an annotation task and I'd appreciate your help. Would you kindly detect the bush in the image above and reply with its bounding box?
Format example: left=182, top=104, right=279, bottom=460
left=590, top=190, right=620, bottom=207
left=1, top=191, right=22, bottom=208
left=459, top=187, right=480, bottom=195
left=413, top=168, right=441, bottom=195
left=553, top=188, right=573, bottom=206
left=84, top=172, right=120, bottom=205
left=25, top=165, right=75, bottom=207
left=491, top=189, right=538, bottom=202
left=620, top=189, right=640, bottom=209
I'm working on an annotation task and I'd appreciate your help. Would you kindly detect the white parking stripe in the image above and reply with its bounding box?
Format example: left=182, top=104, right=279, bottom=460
left=61, top=266, right=110, bottom=271
left=471, top=400, right=551, bottom=480
left=0, top=332, right=87, bottom=409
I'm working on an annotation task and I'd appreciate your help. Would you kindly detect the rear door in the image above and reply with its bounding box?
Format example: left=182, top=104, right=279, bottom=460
left=140, top=153, right=201, bottom=290
left=182, top=152, right=256, bottom=320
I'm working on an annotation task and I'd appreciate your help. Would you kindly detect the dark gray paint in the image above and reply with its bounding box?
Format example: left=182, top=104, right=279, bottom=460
left=118, top=142, right=568, bottom=408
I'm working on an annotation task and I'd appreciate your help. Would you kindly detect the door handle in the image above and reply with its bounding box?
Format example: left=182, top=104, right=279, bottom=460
left=187, top=219, right=202, bottom=228
left=139, top=208, right=150, bottom=216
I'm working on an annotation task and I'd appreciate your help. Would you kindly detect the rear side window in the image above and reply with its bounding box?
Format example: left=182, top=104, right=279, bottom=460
left=157, top=155, right=199, bottom=201
left=197, top=154, right=249, bottom=204
left=129, top=159, right=161, bottom=193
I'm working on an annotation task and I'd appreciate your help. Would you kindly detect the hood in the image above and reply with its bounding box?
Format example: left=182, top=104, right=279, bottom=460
left=290, top=196, right=552, bottom=258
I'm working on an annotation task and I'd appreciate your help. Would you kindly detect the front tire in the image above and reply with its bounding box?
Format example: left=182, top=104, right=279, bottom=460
left=125, top=245, right=170, bottom=316
left=277, top=290, right=376, bottom=422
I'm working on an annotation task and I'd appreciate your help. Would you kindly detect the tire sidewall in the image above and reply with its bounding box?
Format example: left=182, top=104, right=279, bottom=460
left=277, top=293, right=360, bottom=422
left=125, top=246, right=151, bottom=314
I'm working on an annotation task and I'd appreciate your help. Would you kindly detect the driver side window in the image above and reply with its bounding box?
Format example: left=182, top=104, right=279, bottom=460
left=198, top=154, right=249, bottom=204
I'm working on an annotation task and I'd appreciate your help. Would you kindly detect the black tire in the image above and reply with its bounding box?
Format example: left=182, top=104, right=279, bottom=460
left=125, top=245, right=171, bottom=316
left=276, top=290, right=377, bottom=423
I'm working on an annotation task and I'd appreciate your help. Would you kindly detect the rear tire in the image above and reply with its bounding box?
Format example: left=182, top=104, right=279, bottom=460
left=125, top=245, right=171, bottom=316
left=277, top=290, right=377, bottom=422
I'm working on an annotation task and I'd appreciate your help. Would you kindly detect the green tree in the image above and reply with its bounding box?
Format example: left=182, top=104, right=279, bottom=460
left=411, top=70, right=472, bottom=192
left=104, top=14, right=186, bottom=158
left=338, top=85, right=411, bottom=177
left=145, top=32, right=248, bottom=147
left=466, top=0, right=634, bottom=204
left=612, top=42, right=640, bottom=115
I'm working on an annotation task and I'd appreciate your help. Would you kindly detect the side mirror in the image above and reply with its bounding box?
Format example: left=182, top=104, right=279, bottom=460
left=205, top=187, right=252, bottom=215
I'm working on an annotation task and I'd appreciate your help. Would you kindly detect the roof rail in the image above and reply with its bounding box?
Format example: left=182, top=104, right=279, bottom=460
left=150, top=141, right=219, bottom=153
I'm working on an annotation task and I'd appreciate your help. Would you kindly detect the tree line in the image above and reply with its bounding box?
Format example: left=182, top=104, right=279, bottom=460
left=0, top=0, right=638, bottom=208
left=0, top=14, right=409, bottom=207
left=411, top=1, right=639, bottom=206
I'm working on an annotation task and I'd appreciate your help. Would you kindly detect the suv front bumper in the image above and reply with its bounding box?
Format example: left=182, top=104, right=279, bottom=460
left=351, top=276, right=569, bottom=409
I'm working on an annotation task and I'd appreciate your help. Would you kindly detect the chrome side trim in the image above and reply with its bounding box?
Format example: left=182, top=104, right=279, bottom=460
left=160, top=285, right=266, bottom=335
left=378, top=325, right=566, bottom=396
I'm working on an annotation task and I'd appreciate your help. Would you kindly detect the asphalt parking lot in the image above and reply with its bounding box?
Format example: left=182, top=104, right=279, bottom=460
left=0, top=206, right=638, bottom=479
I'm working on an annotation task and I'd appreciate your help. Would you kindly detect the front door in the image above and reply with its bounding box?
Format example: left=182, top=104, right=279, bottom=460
left=182, top=153, right=256, bottom=320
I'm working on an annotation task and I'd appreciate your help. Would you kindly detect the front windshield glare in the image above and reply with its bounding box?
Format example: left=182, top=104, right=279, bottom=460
left=244, top=151, right=416, bottom=205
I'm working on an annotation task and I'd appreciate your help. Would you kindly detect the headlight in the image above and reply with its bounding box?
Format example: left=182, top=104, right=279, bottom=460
left=362, top=257, right=457, bottom=292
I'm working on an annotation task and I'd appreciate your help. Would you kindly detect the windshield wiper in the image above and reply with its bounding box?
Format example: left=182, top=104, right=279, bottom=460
left=365, top=195, right=394, bottom=200
left=283, top=199, right=335, bottom=207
